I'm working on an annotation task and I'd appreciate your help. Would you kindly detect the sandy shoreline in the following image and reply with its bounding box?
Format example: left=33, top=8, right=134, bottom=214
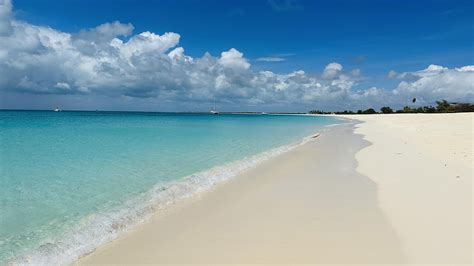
left=79, top=122, right=406, bottom=264
left=342, top=113, right=473, bottom=264
left=78, top=113, right=472, bottom=265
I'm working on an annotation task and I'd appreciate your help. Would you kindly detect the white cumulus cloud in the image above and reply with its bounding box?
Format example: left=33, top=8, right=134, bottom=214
left=393, top=64, right=474, bottom=105
left=387, top=70, right=398, bottom=79
left=218, top=48, right=250, bottom=70
left=0, top=1, right=473, bottom=111
left=322, top=62, right=343, bottom=79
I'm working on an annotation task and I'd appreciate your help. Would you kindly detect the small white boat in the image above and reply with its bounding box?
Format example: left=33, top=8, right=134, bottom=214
left=261, top=112, right=268, bottom=115
left=210, top=101, right=219, bottom=115
left=53, top=107, right=61, bottom=112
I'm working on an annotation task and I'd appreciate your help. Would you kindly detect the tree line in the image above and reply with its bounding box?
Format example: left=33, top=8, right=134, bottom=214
left=309, top=100, right=474, bottom=115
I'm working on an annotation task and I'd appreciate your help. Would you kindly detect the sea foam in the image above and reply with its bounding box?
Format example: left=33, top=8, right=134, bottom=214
left=8, top=129, right=330, bottom=266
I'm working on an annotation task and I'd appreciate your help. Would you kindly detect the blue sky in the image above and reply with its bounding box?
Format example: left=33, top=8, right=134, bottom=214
left=14, top=0, right=474, bottom=72
left=1, top=0, right=473, bottom=111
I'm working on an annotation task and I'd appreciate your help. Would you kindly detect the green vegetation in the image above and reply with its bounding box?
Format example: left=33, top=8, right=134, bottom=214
left=308, top=100, right=474, bottom=115
left=380, top=106, right=393, bottom=114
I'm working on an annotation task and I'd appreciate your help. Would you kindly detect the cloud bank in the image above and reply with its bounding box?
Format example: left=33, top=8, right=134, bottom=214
left=1, top=0, right=473, bottom=111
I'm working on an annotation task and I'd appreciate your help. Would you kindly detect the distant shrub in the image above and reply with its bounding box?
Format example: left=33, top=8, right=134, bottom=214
left=380, top=106, right=393, bottom=114
left=308, top=109, right=328, bottom=114
left=402, top=106, right=413, bottom=113
left=362, top=108, right=376, bottom=114
left=436, top=100, right=450, bottom=112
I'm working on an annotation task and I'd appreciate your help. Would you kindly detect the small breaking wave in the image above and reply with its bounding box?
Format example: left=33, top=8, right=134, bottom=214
left=8, top=130, right=330, bottom=265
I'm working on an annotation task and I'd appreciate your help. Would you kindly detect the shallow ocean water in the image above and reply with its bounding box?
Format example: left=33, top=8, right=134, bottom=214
left=0, top=111, right=341, bottom=263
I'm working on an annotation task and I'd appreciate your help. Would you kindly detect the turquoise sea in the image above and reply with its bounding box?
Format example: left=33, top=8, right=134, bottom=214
left=0, top=111, right=341, bottom=264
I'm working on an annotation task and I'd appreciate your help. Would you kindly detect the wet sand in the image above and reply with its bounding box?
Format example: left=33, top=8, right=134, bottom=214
left=78, top=122, right=405, bottom=264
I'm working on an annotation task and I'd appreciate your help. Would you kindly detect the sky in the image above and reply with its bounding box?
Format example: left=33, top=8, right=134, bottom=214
left=0, top=0, right=473, bottom=112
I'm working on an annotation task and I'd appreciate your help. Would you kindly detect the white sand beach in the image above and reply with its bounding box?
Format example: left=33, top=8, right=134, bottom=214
left=344, top=113, right=473, bottom=264
left=78, top=113, right=472, bottom=265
